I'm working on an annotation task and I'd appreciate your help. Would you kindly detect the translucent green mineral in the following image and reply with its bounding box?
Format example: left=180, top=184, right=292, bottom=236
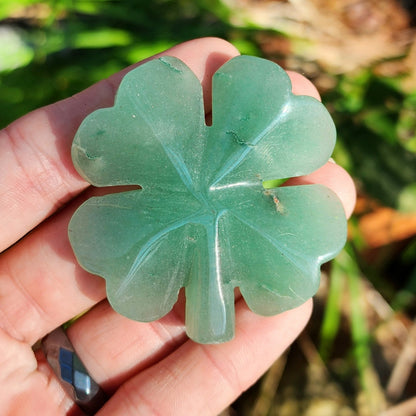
left=68, top=55, right=347, bottom=344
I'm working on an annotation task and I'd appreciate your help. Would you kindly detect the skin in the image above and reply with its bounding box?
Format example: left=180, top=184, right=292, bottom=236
left=0, top=38, right=356, bottom=415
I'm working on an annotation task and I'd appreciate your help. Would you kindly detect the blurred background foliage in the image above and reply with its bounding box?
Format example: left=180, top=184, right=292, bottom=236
left=1, top=1, right=415, bottom=415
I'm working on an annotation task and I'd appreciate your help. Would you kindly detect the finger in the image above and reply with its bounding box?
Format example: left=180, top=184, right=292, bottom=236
left=0, top=327, right=74, bottom=416
left=286, top=71, right=356, bottom=218
left=0, top=37, right=240, bottom=252
left=95, top=300, right=312, bottom=416
left=0, top=195, right=105, bottom=345
left=66, top=299, right=188, bottom=392
left=287, top=70, right=321, bottom=101
left=284, top=161, right=357, bottom=218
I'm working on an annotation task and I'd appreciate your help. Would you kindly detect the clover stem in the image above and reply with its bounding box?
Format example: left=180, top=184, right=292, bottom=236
left=185, top=220, right=235, bottom=344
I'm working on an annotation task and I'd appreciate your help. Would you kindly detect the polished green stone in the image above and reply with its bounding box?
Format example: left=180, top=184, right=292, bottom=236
left=68, top=55, right=347, bottom=344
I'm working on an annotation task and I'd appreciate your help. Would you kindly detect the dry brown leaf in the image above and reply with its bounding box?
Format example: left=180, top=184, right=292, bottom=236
left=223, top=0, right=412, bottom=73
left=359, top=207, right=416, bottom=247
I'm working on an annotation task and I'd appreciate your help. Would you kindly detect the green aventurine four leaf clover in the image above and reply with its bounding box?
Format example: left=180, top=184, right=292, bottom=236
left=69, top=55, right=347, bottom=344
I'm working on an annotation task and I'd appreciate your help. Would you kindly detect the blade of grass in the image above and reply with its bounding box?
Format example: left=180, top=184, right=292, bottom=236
left=343, top=245, right=387, bottom=415
left=251, top=352, right=288, bottom=416
left=386, top=317, right=416, bottom=401
left=319, top=256, right=346, bottom=360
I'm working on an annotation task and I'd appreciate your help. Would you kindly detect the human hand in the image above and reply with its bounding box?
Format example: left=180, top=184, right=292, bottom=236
left=0, top=38, right=356, bottom=415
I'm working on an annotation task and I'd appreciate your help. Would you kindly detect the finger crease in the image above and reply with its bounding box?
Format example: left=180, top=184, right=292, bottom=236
left=200, top=345, right=244, bottom=398
left=149, top=307, right=186, bottom=348
left=6, top=262, right=53, bottom=344
left=3, top=125, right=71, bottom=211
left=120, top=380, right=165, bottom=416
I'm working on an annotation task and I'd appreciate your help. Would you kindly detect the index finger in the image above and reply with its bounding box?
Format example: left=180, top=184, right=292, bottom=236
left=0, top=37, right=240, bottom=252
